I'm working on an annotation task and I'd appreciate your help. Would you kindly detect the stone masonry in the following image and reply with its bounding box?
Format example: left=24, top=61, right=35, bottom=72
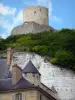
left=11, top=22, right=55, bottom=35
left=11, top=6, right=55, bottom=35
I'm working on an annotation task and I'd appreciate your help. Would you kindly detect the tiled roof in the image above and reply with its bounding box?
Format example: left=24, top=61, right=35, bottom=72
left=0, top=77, right=35, bottom=91
left=23, top=60, right=41, bottom=75
left=0, top=59, right=9, bottom=79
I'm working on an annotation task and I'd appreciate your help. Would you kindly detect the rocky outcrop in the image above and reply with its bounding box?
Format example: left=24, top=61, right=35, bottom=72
left=11, top=22, right=55, bottom=35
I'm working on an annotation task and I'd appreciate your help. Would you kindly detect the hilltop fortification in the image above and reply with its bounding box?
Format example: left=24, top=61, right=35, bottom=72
left=11, top=6, right=55, bottom=35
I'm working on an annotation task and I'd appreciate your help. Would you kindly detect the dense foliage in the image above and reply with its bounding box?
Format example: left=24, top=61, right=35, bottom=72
left=0, top=28, right=75, bottom=71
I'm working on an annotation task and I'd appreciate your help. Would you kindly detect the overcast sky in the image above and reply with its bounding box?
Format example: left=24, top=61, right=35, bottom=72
left=0, top=0, right=75, bottom=38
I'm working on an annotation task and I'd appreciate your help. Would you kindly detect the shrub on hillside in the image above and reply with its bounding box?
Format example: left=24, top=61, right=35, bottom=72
left=55, top=50, right=75, bottom=66
left=32, top=45, right=48, bottom=55
left=71, top=66, right=75, bottom=71
left=0, top=41, right=6, bottom=50
left=50, top=58, right=57, bottom=64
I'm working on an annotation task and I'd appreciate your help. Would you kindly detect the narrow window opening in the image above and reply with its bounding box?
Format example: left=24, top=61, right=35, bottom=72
left=34, top=11, right=36, bottom=14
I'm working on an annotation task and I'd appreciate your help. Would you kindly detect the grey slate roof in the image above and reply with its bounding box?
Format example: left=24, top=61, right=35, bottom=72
left=0, top=77, right=56, bottom=100
left=23, top=60, right=41, bottom=75
left=0, top=77, right=34, bottom=91
left=10, top=77, right=35, bottom=90
left=0, top=59, right=9, bottom=79
left=0, top=78, right=12, bottom=90
left=5, top=71, right=12, bottom=79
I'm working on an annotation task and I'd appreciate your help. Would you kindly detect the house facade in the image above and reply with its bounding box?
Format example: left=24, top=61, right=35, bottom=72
left=0, top=48, right=57, bottom=100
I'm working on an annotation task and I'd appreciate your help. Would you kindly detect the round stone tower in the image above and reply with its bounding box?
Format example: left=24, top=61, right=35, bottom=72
left=23, top=6, right=49, bottom=26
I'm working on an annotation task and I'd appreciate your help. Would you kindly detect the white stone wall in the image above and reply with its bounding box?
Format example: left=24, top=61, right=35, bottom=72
left=11, top=52, right=75, bottom=100
left=23, top=6, right=49, bottom=26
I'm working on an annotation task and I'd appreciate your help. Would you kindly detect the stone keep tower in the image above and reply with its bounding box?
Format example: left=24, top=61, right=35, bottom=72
left=11, top=6, right=55, bottom=35
left=23, top=6, right=49, bottom=26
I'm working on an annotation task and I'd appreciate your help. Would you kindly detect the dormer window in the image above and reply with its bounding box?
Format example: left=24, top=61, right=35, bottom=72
left=33, top=73, right=35, bottom=77
left=15, top=93, right=22, bottom=100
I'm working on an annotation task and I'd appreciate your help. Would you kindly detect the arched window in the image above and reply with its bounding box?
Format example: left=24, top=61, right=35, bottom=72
left=15, top=93, right=22, bottom=100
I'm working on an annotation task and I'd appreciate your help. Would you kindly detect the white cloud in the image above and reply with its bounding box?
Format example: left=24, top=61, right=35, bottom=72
left=0, top=4, right=23, bottom=37
left=0, top=3, right=16, bottom=15
left=50, top=15, right=63, bottom=23
left=13, top=10, right=23, bottom=26
left=0, top=18, right=14, bottom=38
left=0, top=8, right=23, bottom=38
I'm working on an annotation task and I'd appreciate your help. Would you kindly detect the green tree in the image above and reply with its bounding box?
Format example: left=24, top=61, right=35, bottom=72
left=55, top=50, right=75, bottom=67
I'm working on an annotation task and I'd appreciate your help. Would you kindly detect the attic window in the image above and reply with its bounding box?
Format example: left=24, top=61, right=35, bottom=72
left=33, top=73, right=35, bottom=77
left=15, top=93, right=22, bottom=100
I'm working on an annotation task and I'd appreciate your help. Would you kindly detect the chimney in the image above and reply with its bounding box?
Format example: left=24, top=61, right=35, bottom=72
left=7, top=48, right=13, bottom=65
left=12, top=64, right=22, bottom=84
